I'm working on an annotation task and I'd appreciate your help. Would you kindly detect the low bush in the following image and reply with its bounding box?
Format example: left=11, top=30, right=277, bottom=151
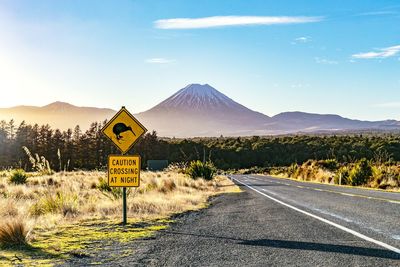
left=348, top=158, right=372, bottom=186
left=186, top=160, right=216, bottom=180
left=9, top=169, right=28, bottom=184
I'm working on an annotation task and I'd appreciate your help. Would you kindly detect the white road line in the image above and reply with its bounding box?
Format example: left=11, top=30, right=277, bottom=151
left=231, top=176, right=400, bottom=255
left=340, top=193, right=356, bottom=197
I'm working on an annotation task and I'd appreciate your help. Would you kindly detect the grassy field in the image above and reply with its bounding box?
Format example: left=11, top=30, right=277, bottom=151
left=0, top=170, right=240, bottom=266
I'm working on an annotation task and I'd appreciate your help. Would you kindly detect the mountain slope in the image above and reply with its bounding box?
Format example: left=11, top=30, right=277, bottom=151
left=271, top=112, right=400, bottom=132
left=135, top=84, right=272, bottom=136
left=0, top=102, right=115, bottom=130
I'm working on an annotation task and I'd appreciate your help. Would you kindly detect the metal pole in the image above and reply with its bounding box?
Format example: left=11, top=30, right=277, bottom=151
left=121, top=106, right=127, bottom=226
left=122, top=134, right=127, bottom=225
left=122, top=187, right=127, bottom=225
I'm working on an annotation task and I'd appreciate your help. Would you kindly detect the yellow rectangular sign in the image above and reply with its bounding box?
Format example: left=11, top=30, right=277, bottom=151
left=108, top=155, right=141, bottom=187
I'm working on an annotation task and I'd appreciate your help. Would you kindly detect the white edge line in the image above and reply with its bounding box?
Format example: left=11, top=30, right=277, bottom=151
left=231, top=176, right=400, bottom=255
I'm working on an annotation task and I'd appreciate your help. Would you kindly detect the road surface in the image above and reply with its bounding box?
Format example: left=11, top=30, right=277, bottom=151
left=233, top=174, right=400, bottom=251
left=64, top=175, right=400, bottom=266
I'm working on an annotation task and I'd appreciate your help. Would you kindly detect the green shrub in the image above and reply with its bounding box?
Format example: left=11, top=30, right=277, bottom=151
left=186, top=160, right=216, bottom=180
left=9, top=169, right=28, bottom=185
left=348, top=158, right=372, bottom=186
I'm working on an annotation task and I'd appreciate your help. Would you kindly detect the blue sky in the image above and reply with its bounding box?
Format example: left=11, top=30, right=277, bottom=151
left=0, top=0, right=399, bottom=120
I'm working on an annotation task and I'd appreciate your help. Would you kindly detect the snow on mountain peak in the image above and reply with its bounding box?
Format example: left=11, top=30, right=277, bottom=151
left=152, top=83, right=239, bottom=111
left=172, top=83, right=227, bottom=100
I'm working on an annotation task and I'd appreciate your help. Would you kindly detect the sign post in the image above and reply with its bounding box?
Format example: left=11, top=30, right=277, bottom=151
left=101, top=106, right=147, bottom=225
left=123, top=187, right=127, bottom=224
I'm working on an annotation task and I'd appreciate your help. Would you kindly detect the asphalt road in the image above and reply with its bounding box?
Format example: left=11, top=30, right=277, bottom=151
left=233, top=174, right=400, bottom=252
left=65, top=175, right=400, bottom=266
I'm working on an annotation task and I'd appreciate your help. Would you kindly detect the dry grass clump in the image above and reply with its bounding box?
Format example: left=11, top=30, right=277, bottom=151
left=158, top=179, right=176, bottom=193
left=30, top=191, right=79, bottom=217
left=0, top=220, right=30, bottom=247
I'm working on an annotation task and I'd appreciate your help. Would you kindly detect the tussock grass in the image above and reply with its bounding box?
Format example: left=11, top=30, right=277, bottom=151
left=186, top=160, right=216, bottom=180
left=0, top=220, right=30, bottom=248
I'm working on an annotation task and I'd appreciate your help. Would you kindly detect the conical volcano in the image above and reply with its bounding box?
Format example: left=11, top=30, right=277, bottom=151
left=135, top=84, right=271, bottom=137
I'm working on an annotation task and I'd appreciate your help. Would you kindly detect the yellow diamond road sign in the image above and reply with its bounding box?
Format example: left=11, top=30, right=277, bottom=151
left=108, top=155, right=140, bottom=187
left=102, top=107, right=147, bottom=154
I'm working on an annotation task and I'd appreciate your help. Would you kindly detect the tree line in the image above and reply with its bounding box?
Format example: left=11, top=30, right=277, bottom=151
left=1, top=120, right=400, bottom=171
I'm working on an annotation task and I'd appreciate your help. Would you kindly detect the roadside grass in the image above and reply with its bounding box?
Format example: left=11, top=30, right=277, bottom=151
left=267, top=167, right=400, bottom=192
left=266, top=160, right=400, bottom=192
left=0, top=170, right=240, bottom=266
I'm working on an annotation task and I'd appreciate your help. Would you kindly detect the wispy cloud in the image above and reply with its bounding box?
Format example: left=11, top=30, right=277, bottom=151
left=315, top=57, right=338, bottom=65
left=292, top=36, right=311, bottom=45
left=145, top=58, right=175, bottom=64
left=372, top=102, right=400, bottom=108
left=352, top=44, right=400, bottom=59
left=154, top=16, right=323, bottom=29
left=356, top=10, right=398, bottom=16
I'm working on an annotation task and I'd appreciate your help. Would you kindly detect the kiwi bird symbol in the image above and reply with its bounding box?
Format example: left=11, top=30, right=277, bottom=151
left=112, top=123, right=136, bottom=143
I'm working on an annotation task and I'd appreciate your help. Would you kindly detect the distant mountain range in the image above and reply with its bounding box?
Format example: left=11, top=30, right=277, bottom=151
left=0, top=102, right=115, bottom=131
left=1, top=84, right=399, bottom=136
